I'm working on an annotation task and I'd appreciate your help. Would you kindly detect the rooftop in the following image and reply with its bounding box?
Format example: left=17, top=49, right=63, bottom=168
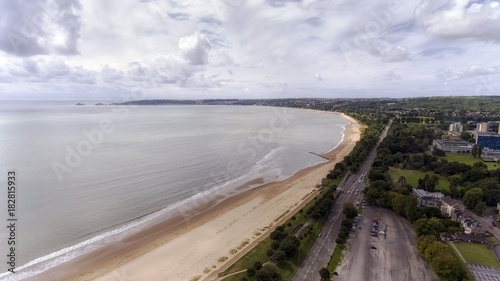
left=441, top=197, right=461, bottom=207
left=456, top=233, right=487, bottom=243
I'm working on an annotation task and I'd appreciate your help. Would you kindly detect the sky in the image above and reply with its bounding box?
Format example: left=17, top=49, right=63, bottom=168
left=0, top=0, right=499, bottom=100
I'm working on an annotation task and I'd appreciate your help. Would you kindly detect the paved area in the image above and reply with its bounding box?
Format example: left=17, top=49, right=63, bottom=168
left=468, top=264, right=500, bottom=281
left=336, top=207, right=438, bottom=281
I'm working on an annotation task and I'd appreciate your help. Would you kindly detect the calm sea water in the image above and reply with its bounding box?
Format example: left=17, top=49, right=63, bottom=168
left=0, top=102, right=347, bottom=280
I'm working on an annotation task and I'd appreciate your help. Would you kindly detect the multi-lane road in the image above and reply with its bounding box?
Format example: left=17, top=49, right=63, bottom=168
left=292, top=120, right=392, bottom=281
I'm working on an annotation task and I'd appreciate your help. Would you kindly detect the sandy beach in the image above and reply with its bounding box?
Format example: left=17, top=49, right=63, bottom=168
left=29, top=112, right=361, bottom=281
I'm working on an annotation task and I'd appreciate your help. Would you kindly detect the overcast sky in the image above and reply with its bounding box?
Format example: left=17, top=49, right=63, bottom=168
left=0, top=0, right=499, bottom=100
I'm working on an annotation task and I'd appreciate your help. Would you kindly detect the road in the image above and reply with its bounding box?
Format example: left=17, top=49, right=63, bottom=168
left=469, top=212, right=500, bottom=240
left=292, top=120, right=392, bottom=281
left=337, top=208, right=438, bottom=281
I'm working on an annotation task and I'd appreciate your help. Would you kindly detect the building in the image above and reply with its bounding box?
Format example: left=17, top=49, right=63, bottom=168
left=456, top=233, right=487, bottom=243
left=412, top=189, right=444, bottom=207
left=449, top=123, right=464, bottom=134
left=476, top=133, right=500, bottom=150
left=482, top=149, right=500, bottom=162
left=477, top=122, right=489, bottom=132
left=432, top=139, right=473, bottom=153
left=440, top=197, right=462, bottom=217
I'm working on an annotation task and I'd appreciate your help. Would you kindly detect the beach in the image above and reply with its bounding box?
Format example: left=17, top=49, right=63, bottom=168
left=28, top=112, right=361, bottom=281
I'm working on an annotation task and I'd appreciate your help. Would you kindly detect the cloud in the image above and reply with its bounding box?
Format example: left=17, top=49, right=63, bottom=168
left=379, top=70, right=402, bottom=81
left=0, top=0, right=82, bottom=56
left=383, top=46, right=411, bottom=62
left=179, top=32, right=212, bottom=65
left=68, top=66, right=96, bottom=84
left=436, top=64, right=500, bottom=81
left=100, top=65, right=123, bottom=83
left=416, top=0, right=500, bottom=42
left=0, top=0, right=498, bottom=99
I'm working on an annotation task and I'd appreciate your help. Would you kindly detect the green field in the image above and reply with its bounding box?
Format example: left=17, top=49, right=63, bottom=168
left=442, top=154, right=499, bottom=170
left=453, top=242, right=499, bottom=269
left=388, top=168, right=451, bottom=193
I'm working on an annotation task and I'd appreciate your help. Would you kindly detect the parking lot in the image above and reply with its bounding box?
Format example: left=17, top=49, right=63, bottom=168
left=468, top=264, right=500, bottom=281
left=336, top=207, right=438, bottom=281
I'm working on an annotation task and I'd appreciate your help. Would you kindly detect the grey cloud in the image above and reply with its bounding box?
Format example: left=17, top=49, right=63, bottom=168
left=101, top=65, right=123, bottom=83
left=179, top=32, right=212, bottom=65
left=23, top=59, right=40, bottom=74
left=0, top=0, right=82, bottom=56
left=69, top=66, right=96, bottom=84
left=126, top=62, right=150, bottom=81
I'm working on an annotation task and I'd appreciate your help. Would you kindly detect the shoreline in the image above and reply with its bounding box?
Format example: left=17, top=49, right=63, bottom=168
left=26, top=112, right=361, bottom=281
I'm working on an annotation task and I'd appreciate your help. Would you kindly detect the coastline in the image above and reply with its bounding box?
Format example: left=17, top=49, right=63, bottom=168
left=27, top=112, right=361, bottom=281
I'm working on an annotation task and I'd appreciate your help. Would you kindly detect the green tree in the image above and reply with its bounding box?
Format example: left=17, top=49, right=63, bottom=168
left=391, top=193, right=407, bottom=216
left=405, top=195, right=419, bottom=222
left=266, top=249, right=274, bottom=257
left=343, top=203, right=358, bottom=219
left=472, top=161, right=488, bottom=169
left=279, top=236, right=300, bottom=257
left=462, top=188, right=484, bottom=209
left=474, top=201, right=486, bottom=215
left=270, top=250, right=286, bottom=264
left=417, top=235, right=438, bottom=255
left=472, top=144, right=478, bottom=158
left=414, top=218, right=441, bottom=237
left=253, top=261, right=263, bottom=271
left=255, top=264, right=282, bottom=281
left=429, top=250, right=463, bottom=281
left=247, top=267, right=256, bottom=277
left=365, top=187, right=380, bottom=204
left=270, top=229, right=287, bottom=241
left=319, top=267, right=330, bottom=280
left=341, top=219, right=353, bottom=230
left=424, top=241, right=449, bottom=261
left=398, top=176, right=407, bottom=187
left=271, top=240, right=280, bottom=250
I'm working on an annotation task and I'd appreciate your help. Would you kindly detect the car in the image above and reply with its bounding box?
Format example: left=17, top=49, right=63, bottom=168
left=330, top=219, right=333, bottom=223
left=371, top=246, right=377, bottom=249
left=489, top=225, right=494, bottom=229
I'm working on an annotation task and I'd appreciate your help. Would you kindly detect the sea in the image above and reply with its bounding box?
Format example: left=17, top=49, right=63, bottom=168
left=0, top=101, right=348, bottom=280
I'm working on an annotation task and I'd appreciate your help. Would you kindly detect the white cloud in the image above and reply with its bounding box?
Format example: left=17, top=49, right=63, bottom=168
left=436, top=64, right=500, bottom=81
left=0, top=0, right=82, bottom=56
left=416, top=0, right=500, bottom=42
left=379, top=70, right=402, bottom=81
left=0, top=0, right=499, bottom=99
